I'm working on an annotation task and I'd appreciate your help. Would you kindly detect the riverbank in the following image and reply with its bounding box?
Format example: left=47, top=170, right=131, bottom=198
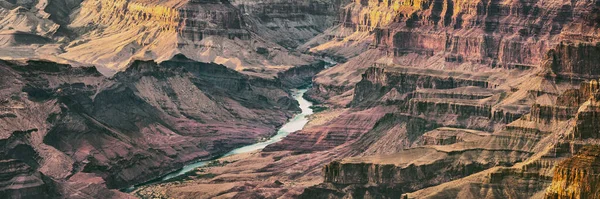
left=124, top=88, right=314, bottom=193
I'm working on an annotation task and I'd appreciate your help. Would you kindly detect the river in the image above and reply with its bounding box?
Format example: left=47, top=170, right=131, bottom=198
left=125, top=88, right=313, bottom=191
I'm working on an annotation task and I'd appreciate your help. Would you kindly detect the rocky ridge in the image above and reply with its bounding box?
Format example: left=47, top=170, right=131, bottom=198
left=0, top=55, right=304, bottom=198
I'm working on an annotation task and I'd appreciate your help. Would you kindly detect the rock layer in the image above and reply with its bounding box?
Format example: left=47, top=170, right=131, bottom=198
left=0, top=56, right=301, bottom=197
left=545, top=145, right=600, bottom=199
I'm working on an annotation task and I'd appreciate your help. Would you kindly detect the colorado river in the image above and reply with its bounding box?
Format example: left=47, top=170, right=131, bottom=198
left=125, top=88, right=313, bottom=191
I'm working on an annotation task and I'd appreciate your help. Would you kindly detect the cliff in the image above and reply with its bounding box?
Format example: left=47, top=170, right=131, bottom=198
left=545, top=145, right=600, bottom=199
left=308, top=0, right=600, bottom=105
left=231, top=0, right=347, bottom=48
left=0, top=57, right=300, bottom=197
left=0, top=0, right=328, bottom=74
left=547, top=42, right=600, bottom=78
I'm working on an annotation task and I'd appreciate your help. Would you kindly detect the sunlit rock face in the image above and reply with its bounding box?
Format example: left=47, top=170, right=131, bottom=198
left=297, top=0, right=600, bottom=194
left=0, top=0, right=599, bottom=198
left=0, top=2, right=60, bottom=47
left=308, top=0, right=600, bottom=104
left=0, top=0, right=325, bottom=73
left=368, top=0, right=599, bottom=68
left=63, top=0, right=311, bottom=72
left=545, top=145, right=600, bottom=199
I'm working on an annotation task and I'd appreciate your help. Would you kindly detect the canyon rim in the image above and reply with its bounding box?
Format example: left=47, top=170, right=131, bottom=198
left=1, top=0, right=600, bottom=198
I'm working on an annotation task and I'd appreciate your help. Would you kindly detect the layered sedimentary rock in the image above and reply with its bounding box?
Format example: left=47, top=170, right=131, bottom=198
left=231, top=0, right=347, bottom=48
left=0, top=0, right=598, bottom=198
left=548, top=42, right=600, bottom=78
left=379, top=80, right=600, bottom=199
left=264, top=106, right=392, bottom=153
left=291, top=1, right=600, bottom=196
left=299, top=24, right=600, bottom=196
left=125, top=0, right=600, bottom=198
left=545, top=145, right=600, bottom=199
left=0, top=146, right=57, bottom=199
left=0, top=56, right=301, bottom=197
left=0, top=0, right=334, bottom=74
left=308, top=0, right=600, bottom=104
left=300, top=81, right=572, bottom=198
left=64, top=0, right=304, bottom=71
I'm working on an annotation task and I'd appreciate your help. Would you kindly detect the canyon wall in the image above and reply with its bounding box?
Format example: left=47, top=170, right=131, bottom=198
left=0, top=56, right=301, bottom=197
left=299, top=0, right=600, bottom=191
left=232, top=0, right=347, bottom=48
left=1, top=0, right=336, bottom=73
left=310, top=0, right=600, bottom=104
left=545, top=145, right=600, bottom=199
left=118, top=0, right=600, bottom=198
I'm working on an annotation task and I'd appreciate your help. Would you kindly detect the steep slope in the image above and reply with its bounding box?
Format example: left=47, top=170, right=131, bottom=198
left=132, top=1, right=600, bottom=198
left=0, top=0, right=347, bottom=75
left=62, top=0, right=313, bottom=72
left=0, top=57, right=300, bottom=198
left=545, top=146, right=600, bottom=199
left=1, top=0, right=600, bottom=198
left=401, top=80, right=600, bottom=199
left=307, top=0, right=600, bottom=105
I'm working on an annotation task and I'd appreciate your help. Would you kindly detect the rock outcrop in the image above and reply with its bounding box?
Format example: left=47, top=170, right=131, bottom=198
left=1, top=0, right=599, bottom=198
left=0, top=0, right=333, bottom=74
left=232, top=0, right=347, bottom=48
left=0, top=56, right=300, bottom=197
left=308, top=0, right=600, bottom=105
left=545, top=145, right=600, bottom=199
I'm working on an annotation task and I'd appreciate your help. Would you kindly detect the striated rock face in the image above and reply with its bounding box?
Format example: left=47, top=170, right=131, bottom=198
left=64, top=0, right=257, bottom=70
left=548, top=42, right=600, bottom=78
left=301, top=146, right=532, bottom=199
left=369, top=0, right=599, bottom=66
left=264, top=106, right=391, bottom=153
left=291, top=0, right=600, bottom=196
left=0, top=0, right=328, bottom=73
left=571, top=80, right=600, bottom=139
left=231, top=0, right=347, bottom=48
left=116, top=1, right=600, bottom=197
left=352, top=67, right=490, bottom=105
left=75, top=0, right=182, bottom=31
left=0, top=132, right=59, bottom=199
left=308, top=0, right=600, bottom=104
left=298, top=43, right=600, bottom=198
left=1, top=0, right=597, bottom=198
left=545, top=145, right=600, bottom=199
left=350, top=67, right=524, bottom=131
left=389, top=79, right=600, bottom=199
left=0, top=57, right=300, bottom=197
left=0, top=159, right=55, bottom=199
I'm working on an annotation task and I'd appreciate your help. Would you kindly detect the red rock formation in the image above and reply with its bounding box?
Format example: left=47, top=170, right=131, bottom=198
left=265, top=106, right=392, bottom=153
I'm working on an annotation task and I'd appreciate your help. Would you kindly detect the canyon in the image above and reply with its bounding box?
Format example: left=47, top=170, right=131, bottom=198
left=1, top=0, right=600, bottom=198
